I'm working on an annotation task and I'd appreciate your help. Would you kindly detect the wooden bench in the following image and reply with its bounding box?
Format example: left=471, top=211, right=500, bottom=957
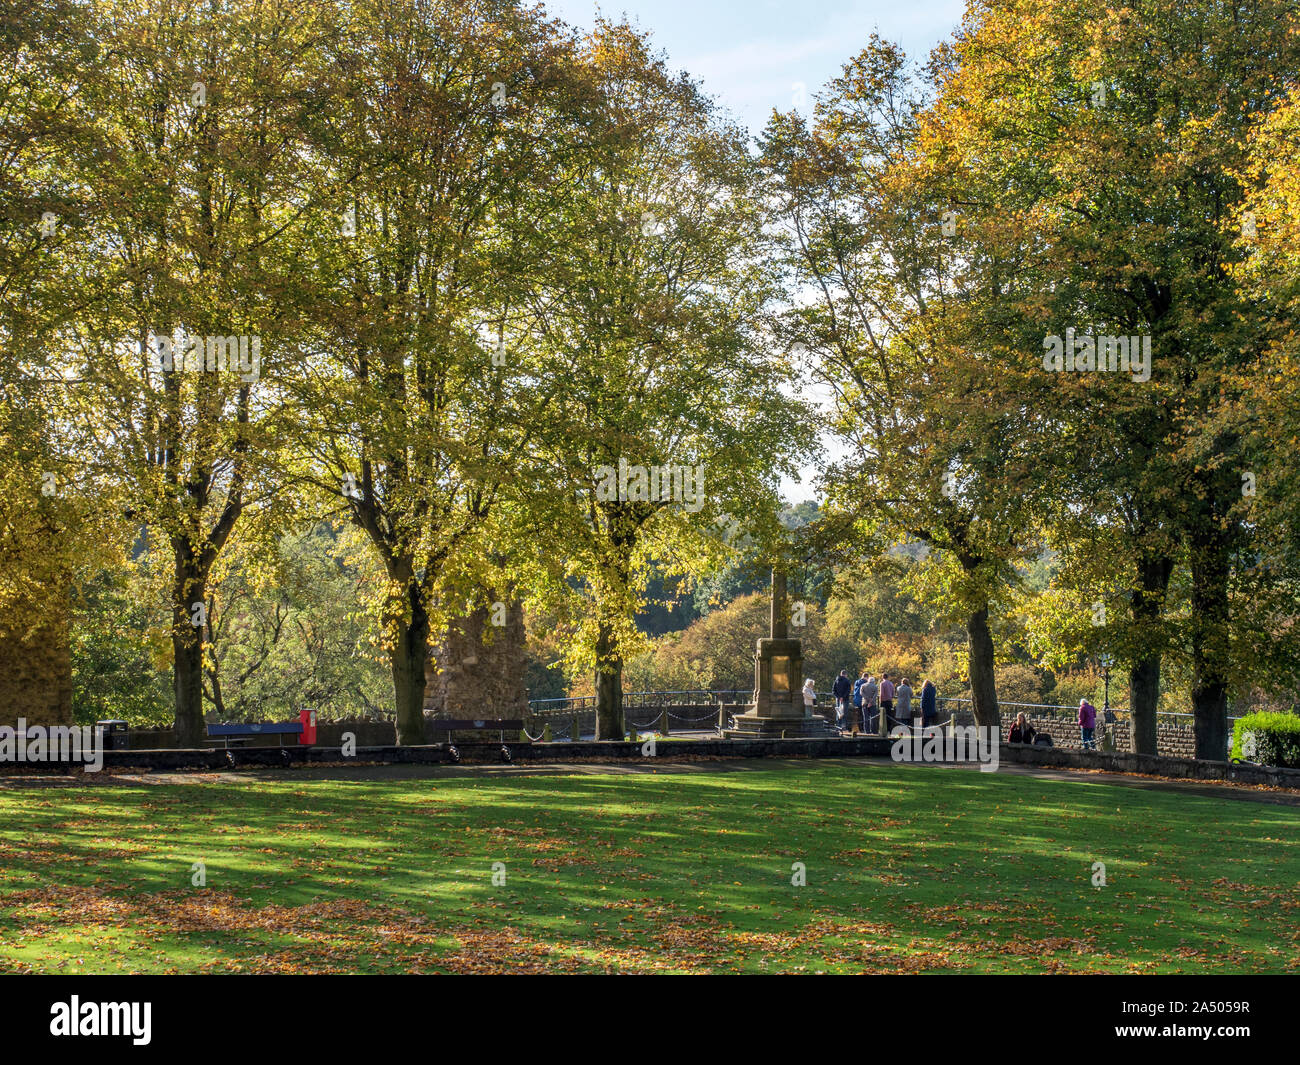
left=206, top=722, right=303, bottom=748
left=429, top=719, right=524, bottom=764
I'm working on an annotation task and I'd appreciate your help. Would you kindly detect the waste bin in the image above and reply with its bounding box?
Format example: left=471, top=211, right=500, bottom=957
left=96, top=720, right=129, bottom=751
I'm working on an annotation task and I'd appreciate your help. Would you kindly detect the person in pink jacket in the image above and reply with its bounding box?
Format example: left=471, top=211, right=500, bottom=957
left=1078, top=699, right=1098, bottom=750
left=878, top=674, right=896, bottom=729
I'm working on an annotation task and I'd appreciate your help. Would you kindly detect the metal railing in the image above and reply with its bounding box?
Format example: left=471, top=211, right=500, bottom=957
left=533, top=690, right=1244, bottom=722
left=530, top=690, right=752, bottom=714
left=527, top=691, right=1248, bottom=754
left=938, top=697, right=1131, bottom=717
left=937, top=696, right=1242, bottom=728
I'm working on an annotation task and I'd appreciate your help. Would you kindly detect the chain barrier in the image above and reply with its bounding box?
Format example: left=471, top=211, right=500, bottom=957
left=668, top=710, right=722, bottom=723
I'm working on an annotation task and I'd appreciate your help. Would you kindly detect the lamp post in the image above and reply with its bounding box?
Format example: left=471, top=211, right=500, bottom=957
left=1100, top=652, right=1112, bottom=714
left=1100, top=653, right=1113, bottom=753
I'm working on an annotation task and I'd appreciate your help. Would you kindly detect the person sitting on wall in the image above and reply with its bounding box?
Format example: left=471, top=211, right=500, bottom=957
left=1008, top=712, right=1036, bottom=745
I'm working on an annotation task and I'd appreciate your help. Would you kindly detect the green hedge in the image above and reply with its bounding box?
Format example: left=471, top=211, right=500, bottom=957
left=1231, top=711, right=1300, bottom=768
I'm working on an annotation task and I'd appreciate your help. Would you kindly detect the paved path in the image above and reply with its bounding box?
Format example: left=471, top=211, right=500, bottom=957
left=3, top=755, right=1297, bottom=806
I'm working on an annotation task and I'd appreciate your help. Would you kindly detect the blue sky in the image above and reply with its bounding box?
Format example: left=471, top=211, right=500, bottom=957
left=544, top=1, right=970, bottom=502
left=544, top=0, right=968, bottom=137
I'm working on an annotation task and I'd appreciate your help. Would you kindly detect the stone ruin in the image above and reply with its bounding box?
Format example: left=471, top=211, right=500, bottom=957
left=423, top=596, right=529, bottom=719
left=0, top=604, right=74, bottom=729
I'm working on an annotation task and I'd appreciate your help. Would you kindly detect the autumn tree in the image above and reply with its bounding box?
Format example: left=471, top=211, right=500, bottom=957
left=60, top=0, right=327, bottom=743
left=277, top=0, right=585, bottom=743
left=0, top=0, right=125, bottom=723
left=926, top=0, right=1300, bottom=755
left=762, top=36, right=1049, bottom=727
left=516, top=22, right=812, bottom=739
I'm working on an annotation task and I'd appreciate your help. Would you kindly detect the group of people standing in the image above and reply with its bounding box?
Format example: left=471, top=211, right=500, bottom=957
left=821, top=669, right=938, bottom=735
left=806, top=669, right=1107, bottom=750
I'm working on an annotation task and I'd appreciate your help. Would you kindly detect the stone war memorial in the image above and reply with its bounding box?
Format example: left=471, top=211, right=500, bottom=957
left=726, top=569, right=831, bottom=738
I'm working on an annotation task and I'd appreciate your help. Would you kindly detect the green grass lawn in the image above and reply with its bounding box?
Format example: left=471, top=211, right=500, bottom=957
left=0, top=762, right=1295, bottom=974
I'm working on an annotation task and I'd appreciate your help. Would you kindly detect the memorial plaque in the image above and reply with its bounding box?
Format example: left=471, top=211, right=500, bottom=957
left=770, top=655, right=791, bottom=692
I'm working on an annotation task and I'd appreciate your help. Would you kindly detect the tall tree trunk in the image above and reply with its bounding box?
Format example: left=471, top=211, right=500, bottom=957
left=1190, top=531, right=1231, bottom=761
left=392, top=585, right=431, bottom=746
left=1191, top=671, right=1229, bottom=761
left=205, top=662, right=227, bottom=720
left=202, top=593, right=228, bottom=719
left=966, top=603, right=999, bottom=727
left=1128, top=554, right=1173, bottom=755
left=594, top=620, right=625, bottom=740
left=172, top=556, right=206, bottom=746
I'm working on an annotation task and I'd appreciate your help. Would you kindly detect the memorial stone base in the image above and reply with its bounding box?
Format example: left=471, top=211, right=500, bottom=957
left=723, top=636, right=834, bottom=739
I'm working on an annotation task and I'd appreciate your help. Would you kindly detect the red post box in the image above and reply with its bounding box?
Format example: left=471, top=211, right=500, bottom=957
left=298, top=707, right=317, bottom=745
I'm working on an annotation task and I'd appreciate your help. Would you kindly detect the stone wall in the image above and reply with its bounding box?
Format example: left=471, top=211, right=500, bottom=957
left=954, top=710, right=1200, bottom=758
left=424, top=597, right=528, bottom=719
left=996, top=742, right=1300, bottom=789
